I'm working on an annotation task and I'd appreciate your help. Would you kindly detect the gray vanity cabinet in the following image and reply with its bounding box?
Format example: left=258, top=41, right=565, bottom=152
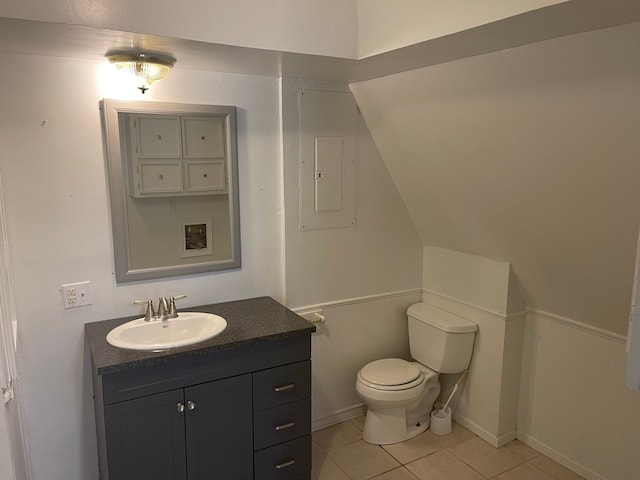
left=91, top=334, right=312, bottom=480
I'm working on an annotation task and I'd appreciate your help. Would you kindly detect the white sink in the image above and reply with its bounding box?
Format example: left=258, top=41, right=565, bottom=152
left=106, top=312, right=227, bottom=351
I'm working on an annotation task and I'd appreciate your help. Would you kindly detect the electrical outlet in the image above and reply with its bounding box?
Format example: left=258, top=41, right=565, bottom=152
left=61, top=281, right=92, bottom=309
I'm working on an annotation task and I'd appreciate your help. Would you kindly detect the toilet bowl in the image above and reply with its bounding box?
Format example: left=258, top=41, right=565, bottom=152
left=355, top=303, right=477, bottom=445
left=356, top=358, right=440, bottom=445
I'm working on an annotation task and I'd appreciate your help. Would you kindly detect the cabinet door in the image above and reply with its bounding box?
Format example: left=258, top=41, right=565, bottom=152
left=182, top=116, right=225, bottom=158
left=104, top=389, right=187, bottom=480
left=184, top=160, right=226, bottom=193
left=137, top=115, right=182, bottom=158
left=185, top=374, right=253, bottom=480
left=138, top=160, right=183, bottom=194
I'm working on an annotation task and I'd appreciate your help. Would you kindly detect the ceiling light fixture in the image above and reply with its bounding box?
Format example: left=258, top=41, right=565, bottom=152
left=106, top=52, right=176, bottom=94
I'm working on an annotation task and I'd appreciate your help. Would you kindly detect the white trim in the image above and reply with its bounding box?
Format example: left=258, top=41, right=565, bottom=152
left=452, top=412, right=516, bottom=448
left=312, top=404, right=365, bottom=432
left=527, top=308, right=627, bottom=344
left=421, top=288, right=526, bottom=320
left=517, top=432, right=606, bottom=480
left=292, top=288, right=422, bottom=313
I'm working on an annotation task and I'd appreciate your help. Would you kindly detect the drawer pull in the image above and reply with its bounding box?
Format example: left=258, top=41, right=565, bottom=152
left=273, top=421, right=295, bottom=432
left=273, top=383, right=295, bottom=393
left=275, top=458, right=296, bottom=470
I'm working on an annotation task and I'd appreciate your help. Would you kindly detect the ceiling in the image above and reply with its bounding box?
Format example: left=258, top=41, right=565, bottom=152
left=1, top=0, right=640, bottom=82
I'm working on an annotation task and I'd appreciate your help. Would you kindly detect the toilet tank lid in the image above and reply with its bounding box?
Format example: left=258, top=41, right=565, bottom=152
left=407, top=303, right=477, bottom=333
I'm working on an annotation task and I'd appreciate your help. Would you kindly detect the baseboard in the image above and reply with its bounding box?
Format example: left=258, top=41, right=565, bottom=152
left=312, top=404, right=366, bottom=432
left=517, top=431, right=607, bottom=480
left=452, top=412, right=516, bottom=448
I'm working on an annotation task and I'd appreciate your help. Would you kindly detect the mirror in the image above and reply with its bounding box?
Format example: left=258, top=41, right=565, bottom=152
left=101, top=99, right=241, bottom=282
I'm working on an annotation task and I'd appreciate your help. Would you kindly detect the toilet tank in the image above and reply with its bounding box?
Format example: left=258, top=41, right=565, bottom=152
left=407, top=303, right=477, bottom=374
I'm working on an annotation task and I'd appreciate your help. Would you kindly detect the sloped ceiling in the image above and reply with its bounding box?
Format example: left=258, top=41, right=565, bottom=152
left=351, top=22, right=640, bottom=334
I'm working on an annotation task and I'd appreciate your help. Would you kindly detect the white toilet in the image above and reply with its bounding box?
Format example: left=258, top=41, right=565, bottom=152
left=355, top=302, right=477, bottom=445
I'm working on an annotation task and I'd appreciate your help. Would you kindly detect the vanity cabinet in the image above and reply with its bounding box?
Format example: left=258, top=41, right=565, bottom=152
left=128, top=114, right=227, bottom=197
left=90, top=334, right=312, bottom=480
left=103, top=375, right=253, bottom=480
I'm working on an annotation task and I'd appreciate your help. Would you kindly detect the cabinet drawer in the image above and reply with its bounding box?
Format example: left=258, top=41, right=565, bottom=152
left=254, top=436, right=311, bottom=480
left=253, top=361, right=311, bottom=411
left=254, top=398, right=311, bottom=450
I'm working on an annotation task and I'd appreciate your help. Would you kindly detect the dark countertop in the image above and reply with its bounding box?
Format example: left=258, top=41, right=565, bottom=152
left=85, top=296, right=315, bottom=375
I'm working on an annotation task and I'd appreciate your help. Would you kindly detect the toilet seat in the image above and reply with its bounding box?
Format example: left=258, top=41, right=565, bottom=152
left=358, top=359, right=424, bottom=391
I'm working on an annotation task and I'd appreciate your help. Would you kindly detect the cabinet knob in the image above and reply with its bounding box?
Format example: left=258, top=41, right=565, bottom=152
left=176, top=402, right=185, bottom=413
left=157, top=135, right=162, bottom=140
left=158, top=174, right=164, bottom=180
left=187, top=400, right=196, bottom=411
left=201, top=136, right=206, bottom=140
left=203, top=173, right=208, bottom=178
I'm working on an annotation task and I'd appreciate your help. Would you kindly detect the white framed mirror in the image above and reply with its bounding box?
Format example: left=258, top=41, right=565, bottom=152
left=100, top=99, right=241, bottom=282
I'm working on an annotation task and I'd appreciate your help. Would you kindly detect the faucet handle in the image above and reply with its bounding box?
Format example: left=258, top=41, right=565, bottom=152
left=133, top=299, right=155, bottom=322
left=168, top=294, right=187, bottom=319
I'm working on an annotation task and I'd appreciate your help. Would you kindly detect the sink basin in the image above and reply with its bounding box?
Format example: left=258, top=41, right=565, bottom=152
left=106, top=312, right=227, bottom=351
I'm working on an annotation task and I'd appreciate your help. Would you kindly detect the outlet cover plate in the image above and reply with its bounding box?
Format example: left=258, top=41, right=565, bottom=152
left=61, top=281, right=92, bottom=309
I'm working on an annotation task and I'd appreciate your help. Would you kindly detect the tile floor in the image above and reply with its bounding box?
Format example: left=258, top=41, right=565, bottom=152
left=311, top=416, right=585, bottom=480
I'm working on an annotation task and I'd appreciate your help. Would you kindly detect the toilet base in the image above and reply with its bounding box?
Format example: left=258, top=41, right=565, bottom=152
left=362, top=407, right=430, bottom=445
left=359, top=377, right=440, bottom=445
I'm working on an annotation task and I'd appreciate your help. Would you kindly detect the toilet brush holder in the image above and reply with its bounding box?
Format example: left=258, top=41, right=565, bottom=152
left=430, top=406, right=452, bottom=435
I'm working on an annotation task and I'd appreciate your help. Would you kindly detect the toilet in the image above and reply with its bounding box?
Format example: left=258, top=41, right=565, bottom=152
left=355, top=302, right=477, bottom=445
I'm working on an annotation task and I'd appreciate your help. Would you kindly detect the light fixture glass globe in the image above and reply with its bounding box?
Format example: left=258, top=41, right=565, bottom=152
left=107, top=53, right=176, bottom=93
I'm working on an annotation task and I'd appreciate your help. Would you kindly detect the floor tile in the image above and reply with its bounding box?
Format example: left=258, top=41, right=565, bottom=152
left=494, top=462, right=556, bottom=480
left=528, top=455, right=585, bottom=479
left=372, top=466, right=420, bottom=480
left=447, top=437, right=534, bottom=478
left=311, top=452, right=351, bottom=480
left=328, top=440, right=401, bottom=480
left=382, top=431, right=441, bottom=464
left=500, top=440, right=540, bottom=462
left=350, top=415, right=366, bottom=431
left=405, top=450, right=484, bottom=480
left=428, top=421, right=476, bottom=449
left=313, top=421, right=363, bottom=452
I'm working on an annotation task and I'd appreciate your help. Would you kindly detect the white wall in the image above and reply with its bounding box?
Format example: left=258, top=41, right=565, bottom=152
left=281, top=79, right=423, bottom=426
left=421, top=247, right=526, bottom=447
left=0, top=0, right=358, bottom=58
left=357, top=0, right=567, bottom=57
left=0, top=53, right=283, bottom=480
left=518, top=312, right=640, bottom=480
left=352, top=22, right=640, bottom=335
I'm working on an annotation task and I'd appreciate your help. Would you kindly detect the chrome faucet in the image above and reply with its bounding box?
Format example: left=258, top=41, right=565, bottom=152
left=157, top=297, right=170, bottom=321
left=134, top=295, right=187, bottom=322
